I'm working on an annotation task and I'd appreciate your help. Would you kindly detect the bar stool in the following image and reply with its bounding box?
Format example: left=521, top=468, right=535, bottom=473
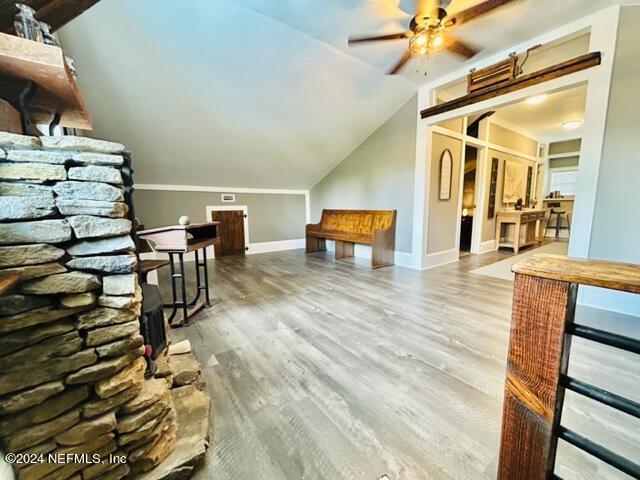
left=544, top=202, right=571, bottom=238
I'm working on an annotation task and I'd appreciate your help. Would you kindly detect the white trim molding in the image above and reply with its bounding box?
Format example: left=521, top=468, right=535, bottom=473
left=249, top=239, right=305, bottom=254
left=569, top=5, right=620, bottom=258
left=135, top=183, right=307, bottom=195
left=479, top=239, right=498, bottom=255
left=423, top=248, right=460, bottom=270
left=547, top=151, right=581, bottom=159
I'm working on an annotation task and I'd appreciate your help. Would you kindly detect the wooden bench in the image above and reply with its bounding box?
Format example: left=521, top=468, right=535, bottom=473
left=305, top=209, right=397, bottom=268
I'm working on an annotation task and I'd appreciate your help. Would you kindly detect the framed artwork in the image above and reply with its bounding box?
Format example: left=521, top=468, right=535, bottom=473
left=439, top=149, right=453, bottom=200
left=502, top=160, right=524, bottom=203
left=488, top=157, right=499, bottom=218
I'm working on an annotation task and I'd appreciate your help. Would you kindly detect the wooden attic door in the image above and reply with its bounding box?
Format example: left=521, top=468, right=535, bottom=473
left=211, top=209, right=246, bottom=257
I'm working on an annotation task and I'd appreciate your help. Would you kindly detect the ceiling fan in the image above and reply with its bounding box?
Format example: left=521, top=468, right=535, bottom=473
left=348, top=0, right=519, bottom=74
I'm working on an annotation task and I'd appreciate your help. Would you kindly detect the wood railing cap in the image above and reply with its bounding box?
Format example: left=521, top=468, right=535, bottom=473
left=512, top=254, right=640, bottom=294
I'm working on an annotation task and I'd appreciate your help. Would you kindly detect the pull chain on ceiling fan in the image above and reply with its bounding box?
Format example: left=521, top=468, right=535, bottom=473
left=348, top=0, right=520, bottom=75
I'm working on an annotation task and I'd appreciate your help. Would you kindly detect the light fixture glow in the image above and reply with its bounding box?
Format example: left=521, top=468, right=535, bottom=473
left=415, top=34, right=427, bottom=46
left=562, top=120, right=583, bottom=130
left=526, top=94, right=546, bottom=105
left=431, top=34, right=444, bottom=48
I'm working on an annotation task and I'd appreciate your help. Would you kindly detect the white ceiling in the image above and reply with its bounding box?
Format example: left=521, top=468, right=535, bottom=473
left=494, top=84, right=587, bottom=141
left=59, top=0, right=625, bottom=189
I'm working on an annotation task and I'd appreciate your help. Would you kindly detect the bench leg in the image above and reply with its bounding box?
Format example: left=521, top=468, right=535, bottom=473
left=371, top=245, right=394, bottom=268
left=335, top=240, right=354, bottom=260
left=306, top=236, right=326, bottom=253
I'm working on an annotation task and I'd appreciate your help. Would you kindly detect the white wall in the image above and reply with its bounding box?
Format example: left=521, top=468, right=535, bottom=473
left=582, top=6, right=640, bottom=316
left=310, top=96, right=417, bottom=255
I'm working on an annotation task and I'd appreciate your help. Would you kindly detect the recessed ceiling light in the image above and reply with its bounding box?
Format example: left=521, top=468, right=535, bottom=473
left=562, top=120, right=583, bottom=130
left=526, top=94, right=546, bottom=105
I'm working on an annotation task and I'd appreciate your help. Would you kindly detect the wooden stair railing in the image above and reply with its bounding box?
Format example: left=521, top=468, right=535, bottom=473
left=497, top=254, right=640, bottom=480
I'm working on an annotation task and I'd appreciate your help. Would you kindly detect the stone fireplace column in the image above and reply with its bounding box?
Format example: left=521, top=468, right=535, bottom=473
left=0, top=132, right=177, bottom=480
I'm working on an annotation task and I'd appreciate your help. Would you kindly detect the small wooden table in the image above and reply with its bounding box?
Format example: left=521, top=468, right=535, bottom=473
left=495, top=209, right=545, bottom=253
left=138, top=222, right=219, bottom=327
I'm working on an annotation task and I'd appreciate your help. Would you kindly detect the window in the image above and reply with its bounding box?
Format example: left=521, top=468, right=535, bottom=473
left=549, top=169, right=578, bottom=196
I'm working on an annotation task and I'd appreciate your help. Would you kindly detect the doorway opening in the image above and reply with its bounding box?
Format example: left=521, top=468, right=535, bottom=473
left=207, top=206, right=249, bottom=257
left=429, top=81, right=587, bottom=263
left=459, top=145, right=479, bottom=256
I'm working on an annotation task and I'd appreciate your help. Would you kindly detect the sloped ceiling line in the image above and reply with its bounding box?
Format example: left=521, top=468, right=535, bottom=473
left=234, top=1, right=417, bottom=83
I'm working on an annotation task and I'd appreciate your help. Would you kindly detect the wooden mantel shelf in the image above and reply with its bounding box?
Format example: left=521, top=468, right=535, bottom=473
left=0, top=32, right=92, bottom=130
left=512, top=254, right=640, bottom=294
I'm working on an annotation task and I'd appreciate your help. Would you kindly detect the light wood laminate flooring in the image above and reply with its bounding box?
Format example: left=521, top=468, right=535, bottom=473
left=162, top=248, right=639, bottom=480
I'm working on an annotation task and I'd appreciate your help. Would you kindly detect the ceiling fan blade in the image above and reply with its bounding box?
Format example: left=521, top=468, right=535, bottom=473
left=348, top=32, right=409, bottom=44
left=446, top=0, right=519, bottom=28
left=388, top=49, right=412, bottom=75
left=445, top=36, right=479, bottom=59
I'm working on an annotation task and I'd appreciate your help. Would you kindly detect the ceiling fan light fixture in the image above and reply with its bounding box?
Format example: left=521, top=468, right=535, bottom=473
left=431, top=33, right=445, bottom=48
left=562, top=120, right=583, bottom=130
left=409, top=31, right=430, bottom=57
left=526, top=94, right=546, bottom=105
left=348, top=0, right=518, bottom=75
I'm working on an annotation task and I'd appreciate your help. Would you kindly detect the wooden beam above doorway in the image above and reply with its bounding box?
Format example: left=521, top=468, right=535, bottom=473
left=420, top=52, right=601, bottom=119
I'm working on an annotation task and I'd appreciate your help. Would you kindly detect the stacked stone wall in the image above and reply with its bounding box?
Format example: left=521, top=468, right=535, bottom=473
left=0, top=132, right=176, bottom=480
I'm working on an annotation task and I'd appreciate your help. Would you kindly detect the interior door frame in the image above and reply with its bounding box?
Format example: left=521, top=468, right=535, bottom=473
left=469, top=145, right=485, bottom=254
left=205, top=205, right=250, bottom=254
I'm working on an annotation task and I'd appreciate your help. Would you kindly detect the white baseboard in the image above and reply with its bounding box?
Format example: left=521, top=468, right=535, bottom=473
left=324, top=240, right=419, bottom=269
left=479, top=240, right=497, bottom=254
left=423, top=248, right=459, bottom=269
left=247, top=238, right=305, bottom=254
left=394, top=251, right=419, bottom=269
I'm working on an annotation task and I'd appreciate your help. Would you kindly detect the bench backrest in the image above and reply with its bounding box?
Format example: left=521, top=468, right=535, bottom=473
left=318, top=209, right=395, bottom=236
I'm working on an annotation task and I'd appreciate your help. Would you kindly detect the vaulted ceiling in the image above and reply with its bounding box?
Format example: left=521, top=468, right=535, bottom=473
left=58, top=0, right=625, bottom=189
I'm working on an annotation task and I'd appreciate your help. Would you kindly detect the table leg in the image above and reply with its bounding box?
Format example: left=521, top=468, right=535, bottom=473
left=202, top=247, right=211, bottom=306
left=178, top=253, right=188, bottom=324
left=514, top=220, right=521, bottom=254
left=165, top=253, right=178, bottom=325
left=188, top=249, right=202, bottom=307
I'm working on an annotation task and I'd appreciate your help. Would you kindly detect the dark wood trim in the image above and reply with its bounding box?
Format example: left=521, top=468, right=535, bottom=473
left=421, top=52, right=601, bottom=119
